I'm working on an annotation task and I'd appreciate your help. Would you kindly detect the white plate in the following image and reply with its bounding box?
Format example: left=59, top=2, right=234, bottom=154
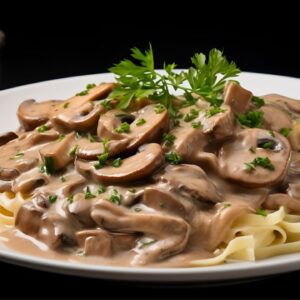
left=1, top=72, right=300, bottom=282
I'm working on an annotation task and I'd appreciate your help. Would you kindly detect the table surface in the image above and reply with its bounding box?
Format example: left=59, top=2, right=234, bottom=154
left=1, top=25, right=300, bottom=299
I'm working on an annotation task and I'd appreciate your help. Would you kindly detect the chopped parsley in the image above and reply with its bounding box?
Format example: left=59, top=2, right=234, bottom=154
left=259, top=141, right=274, bottom=149
left=37, top=125, right=49, bottom=133
left=249, top=147, right=256, bottom=154
left=67, top=195, right=74, bottom=203
left=206, top=107, right=225, bottom=118
left=134, top=207, right=142, bottom=212
left=44, top=156, right=55, bottom=174
left=69, top=145, right=78, bottom=157
left=165, top=151, right=182, bottom=165
left=87, top=133, right=96, bottom=143
left=10, top=152, right=24, bottom=160
left=256, top=207, right=267, bottom=217
left=58, top=134, right=65, bottom=141
left=191, top=121, right=202, bottom=128
left=163, top=133, right=176, bottom=147
left=109, top=189, right=121, bottom=205
left=94, top=152, right=109, bottom=169
left=115, top=122, right=130, bottom=133
left=86, top=83, right=96, bottom=90
left=222, top=203, right=231, bottom=210
left=84, top=186, right=96, bottom=199
left=244, top=156, right=275, bottom=172
left=60, top=176, right=66, bottom=182
left=63, top=102, right=69, bottom=109
left=48, top=195, right=57, bottom=203
left=237, top=111, right=264, bottom=128
left=154, top=104, right=165, bottom=114
left=251, top=96, right=265, bottom=108
left=76, top=90, right=89, bottom=96
left=112, top=158, right=122, bottom=168
left=128, top=188, right=136, bottom=193
left=280, top=127, right=292, bottom=137
left=100, top=99, right=111, bottom=110
left=98, top=185, right=106, bottom=194
left=268, top=130, right=275, bottom=138
left=184, top=108, right=199, bottom=122
left=136, top=118, right=146, bottom=126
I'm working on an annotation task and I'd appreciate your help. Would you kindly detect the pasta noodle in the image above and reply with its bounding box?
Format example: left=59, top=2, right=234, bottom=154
left=0, top=192, right=29, bottom=226
left=192, top=207, right=300, bottom=266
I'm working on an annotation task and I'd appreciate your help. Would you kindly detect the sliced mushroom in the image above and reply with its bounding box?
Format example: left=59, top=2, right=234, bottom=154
left=263, top=94, right=300, bottom=115
left=263, top=193, right=300, bottom=213
left=154, top=164, right=221, bottom=204
left=51, top=102, right=103, bottom=132
left=91, top=199, right=190, bottom=265
left=39, top=132, right=76, bottom=171
left=260, top=104, right=293, bottom=132
left=76, top=138, right=130, bottom=160
left=219, top=128, right=291, bottom=187
left=288, top=123, right=300, bottom=151
left=76, top=143, right=164, bottom=184
left=97, top=104, right=169, bottom=151
left=224, top=82, right=252, bottom=114
left=17, top=99, right=62, bottom=131
left=0, top=131, right=18, bottom=146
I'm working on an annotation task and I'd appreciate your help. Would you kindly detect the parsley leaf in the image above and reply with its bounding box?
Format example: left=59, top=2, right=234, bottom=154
left=49, top=195, right=57, bottom=203
left=136, top=118, right=146, bottom=126
left=256, top=207, right=267, bottom=217
left=112, top=158, right=122, bottom=168
left=163, top=133, right=176, bottom=147
left=115, top=122, right=130, bottom=133
left=237, top=111, right=264, bottom=128
left=84, top=186, right=96, bottom=199
left=37, top=125, right=49, bottom=133
left=206, top=107, right=225, bottom=118
left=244, top=156, right=275, bottom=172
left=165, top=151, right=182, bottom=165
left=251, top=96, right=265, bottom=108
left=44, top=156, right=55, bottom=174
left=109, top=189, right=121, bottom=205
left=280, top=128, right=292, bottom=137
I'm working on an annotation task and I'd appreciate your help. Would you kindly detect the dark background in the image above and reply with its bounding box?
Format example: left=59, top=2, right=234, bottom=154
left=1, top=3, right=300, bottom=299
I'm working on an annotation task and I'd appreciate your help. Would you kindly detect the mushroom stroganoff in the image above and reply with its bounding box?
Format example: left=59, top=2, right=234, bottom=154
left=1, top=47, right=300, bottom=267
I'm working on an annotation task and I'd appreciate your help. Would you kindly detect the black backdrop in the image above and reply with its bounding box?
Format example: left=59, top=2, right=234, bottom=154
left=1, top=3, right=300, bottom=299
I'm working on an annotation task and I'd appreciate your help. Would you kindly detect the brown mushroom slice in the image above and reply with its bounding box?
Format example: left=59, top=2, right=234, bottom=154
left=39, top=132, right=76, bottom=171
left=12, top=167, right=49, bottom=194
left=76, top=143, right=164, bottom=184
left=0, top=131, right=18, bottom=146
left=262, top=94, right=300, bottom=115
left=97, top=104, right=169, bottom=150
left=17, top=99, right=62, bottom=131
left=154, top=164, right=221, bottom=204
left=76, top=138, right=130, bottom=160
left=51, top=102, right=103, bottom=132
left=288, top=123, right=300, bottom=151
left=219, top=128, right=291, bottom=187
left=264, top=193, right=300, bottom=213
left=260, top=104, right=293, bottom=132
left=223, top=82, right=252, bottom=114
left=91, top=199, right=190, bottom=265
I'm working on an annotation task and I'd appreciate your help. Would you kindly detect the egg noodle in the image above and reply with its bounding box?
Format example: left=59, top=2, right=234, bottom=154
left=1, top=192, right=300, bottom=266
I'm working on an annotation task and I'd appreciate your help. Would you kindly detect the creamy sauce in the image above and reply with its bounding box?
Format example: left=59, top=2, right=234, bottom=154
left=1, top=82, right=300, bottom=267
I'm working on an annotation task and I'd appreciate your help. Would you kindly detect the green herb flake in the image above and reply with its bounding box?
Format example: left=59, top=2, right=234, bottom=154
left=94, top=152, right=109, bottom=169
left=237, top=111, right=264, bottom=128
left=84, top=186, right=96, bottom=199
left=112, top=157, right=122, bottom=168
left=98, top=185, right=106, bottom=194
left=163, top=133, right=176, bottom=147
left=49, top=195, right=57, bottom=203
left=44, top=156, right=55, bottom=174
left=37, top=125, right=49, bottom=133
left=128, top=188, right=136, bottom=193
left=165, top=151, right=182, bottom=165
left=244, top=156, right=275, bottom=172
left=69, top=145, right=78, bottom=157
left=260, top=142, right=273, bottom=149
left=138, top=238, right=157, bottom=248
left=75, top=131, right=82, bottom=139
left=76, top=90, right=88, bottom=96
left=115, top=122, right=130, bottom=133
left=154, top=104, right=165, bottom=114
left=251, top=96, right=265, bottom=108
left=58, top=134, right=65, bottom=141
left=60, top=176, right=66, bottom=182
left=222, top=203, right=231, bottom=210
left=86, top=83, right=96, bottom=90
left=206, top=107, right=225, bottom=118
left=268, top=130, right=275, bottom=138
left=101, top=99, right=111, bottom=110
left=256, top=207, right=267, bottom=217
left=10, top=152, right=24, bottom=160
left=191, top=121, right=202, bottom=129
left=249, top=147, right=256, bottom=154
left=136, top=118, right=146, bottom=126
left=109, top=189, right=121, bottom=205
left=63, top=102, right=69, bottom=109
left=87, top=133, right=96, bottom=143
left=67, top=195, right=74, bottom=203
left=134, top=207, right=142, bottom=212
left=280, top=127, right=292, bottom=137
left=184, top=108, right=199, bottom=122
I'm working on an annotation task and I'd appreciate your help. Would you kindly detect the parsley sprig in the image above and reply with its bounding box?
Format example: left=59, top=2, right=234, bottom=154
left=108, top=45, right=240, bottom=115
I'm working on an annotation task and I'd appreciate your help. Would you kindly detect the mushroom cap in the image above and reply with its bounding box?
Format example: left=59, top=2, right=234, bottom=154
left=219, top=128, right=291, bottom=187
left=76, top=143, right=164, bottom=184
